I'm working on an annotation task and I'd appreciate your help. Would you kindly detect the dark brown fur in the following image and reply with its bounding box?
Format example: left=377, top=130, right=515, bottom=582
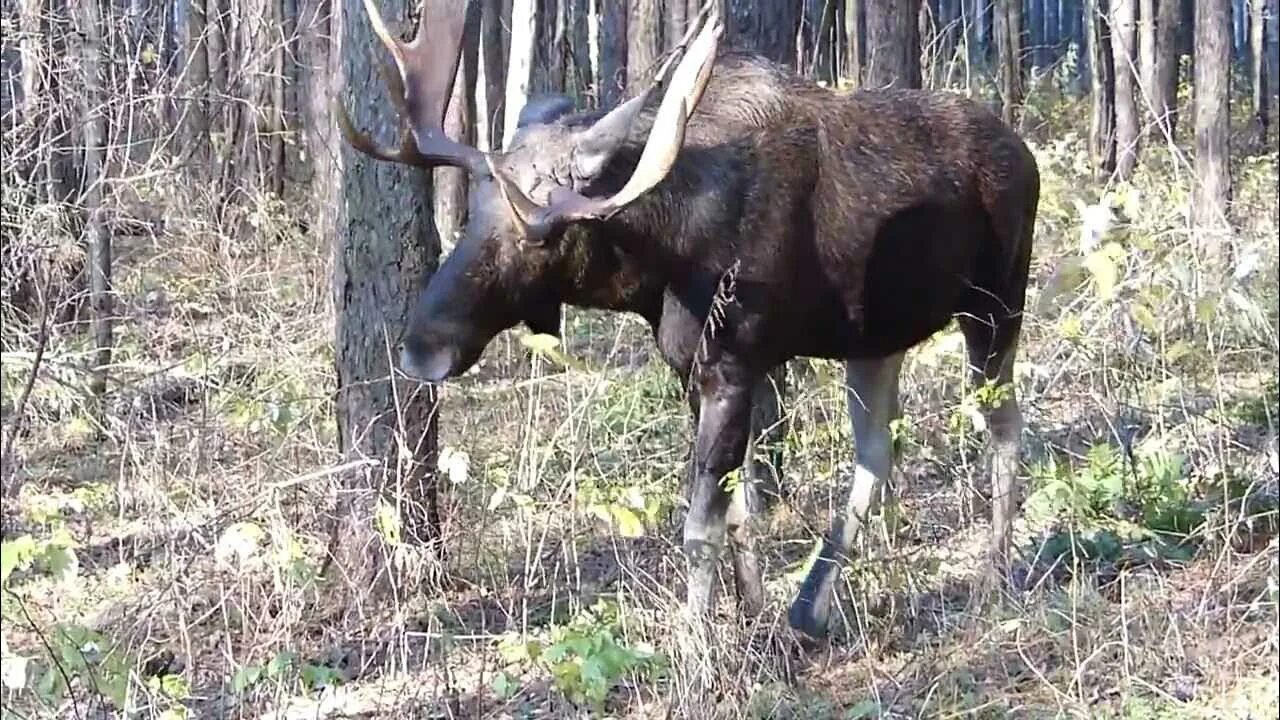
left=402, top=50, right=1039, bottom=637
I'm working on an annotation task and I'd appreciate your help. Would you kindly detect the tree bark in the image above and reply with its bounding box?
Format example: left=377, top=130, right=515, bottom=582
left=996, top=0, right=1025, bottom=125
left=1029, top=0, right=1046, bottom=66
left=667, top=0, right=688, bottom=51
left=320, top=0, right=446, bottom=580
left=1250, top=0, right=1269, bottom=135
left=1087, top=0, right=1117, bottom=174
left=847, top=0, right=865, bottom=84
left=865, top=0, right=922, bottom=88
left=1268, top=0, right=1279, bottom=101
left=1192, top=0, right=1232, bottom=232
left=504, top=0, right=537, bottom=145
left=436, top=9, right=478, bottom=253
left=596, top=0, right=627, bottom=105
left=627, top=0, right=663, bottom=87
left=73, top=0, right=113, bottom=398
left=1111, top=0, right=1140, bottom=178
left=1151, top=0, right=1180, bottom=136
left=726, top=0, right=801, bottom=66
left=478, top=0, right=506, bottom=149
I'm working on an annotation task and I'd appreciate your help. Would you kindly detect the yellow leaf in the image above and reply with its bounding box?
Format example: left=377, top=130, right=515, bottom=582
left=1130, top=304, right=1158, bottom=334
left=609, top=505, right=645, bottom=537
left=1083, top=243, right=1125, bottom=300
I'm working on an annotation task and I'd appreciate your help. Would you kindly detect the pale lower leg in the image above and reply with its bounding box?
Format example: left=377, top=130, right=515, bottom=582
left=788, top=353, right=903, bottom=638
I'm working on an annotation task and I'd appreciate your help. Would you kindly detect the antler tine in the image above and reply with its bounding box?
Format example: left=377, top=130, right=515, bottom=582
left=531, top=5, right=722, bottom=229
left=336, top=0, right=486, bottom=172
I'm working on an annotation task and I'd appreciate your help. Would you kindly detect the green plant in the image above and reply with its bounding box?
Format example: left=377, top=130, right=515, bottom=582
left=497, top=599, right=663, bottom=711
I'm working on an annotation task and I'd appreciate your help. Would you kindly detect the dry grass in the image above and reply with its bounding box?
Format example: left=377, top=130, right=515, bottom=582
left=2, top=82, right=1278, bottom=720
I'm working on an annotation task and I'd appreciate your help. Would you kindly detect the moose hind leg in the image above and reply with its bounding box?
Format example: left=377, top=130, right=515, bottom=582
left=788, top=353, right=904, bottom=639
left=960, top=316, right=1025, bottom=566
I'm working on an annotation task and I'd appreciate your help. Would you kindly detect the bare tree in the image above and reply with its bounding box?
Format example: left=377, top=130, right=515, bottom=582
left=995, top=0, right=1024, bottom=125
left=1150, top=0, right=1181, bottom=136
left=1087, top=0, right=1118, bottom=175
left=865, top=0, right=922, bottom=88
left=478, top=0, right=506, bottom=149
left=725, top=0, right=801, bottom=66
left=846, top=0, right=865, bottom=84
left=72, top=0, right=113, bottom=398
left=595, top=0, right=627, bottom=105
left=628, top=0, right=663, bottom=87
left=1249, top=0, right=1269, bottom=135
left=504, top=0, right=537, bottom=145
left=1192, top=0, right=1232, bottom=232
left=1111, top=0, right=1139, bottom=178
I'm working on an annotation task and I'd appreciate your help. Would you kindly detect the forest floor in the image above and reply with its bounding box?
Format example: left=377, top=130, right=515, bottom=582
left=2, top=93, right=1278, bottom=719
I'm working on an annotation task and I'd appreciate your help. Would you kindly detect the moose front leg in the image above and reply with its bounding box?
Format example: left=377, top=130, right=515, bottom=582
left=684, top=367, right=756, bottom=618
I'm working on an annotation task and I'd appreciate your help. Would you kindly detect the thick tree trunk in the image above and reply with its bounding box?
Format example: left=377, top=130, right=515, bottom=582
left=666, top=0, right=687, bottom=50
left=1045, top=0, right=1061, bottom=58
left=1192, top=0, right=1232, bottom=233
left=865, top=0, right=922, bottom=88
left=627, top=0, right=663, bottom=87
left=726, top=0, right=801, bottom=66
left=319, top=0, right=445, bottom=581
left=1087, top=0, right=1117, bottom=174
left=1250, top=0, right=1269, bottom=135
left=1111, top=0, right=1140, bottom=178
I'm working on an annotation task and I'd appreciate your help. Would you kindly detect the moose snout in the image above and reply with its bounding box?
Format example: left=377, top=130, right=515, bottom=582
left=399, top=333, right=462, bottom=383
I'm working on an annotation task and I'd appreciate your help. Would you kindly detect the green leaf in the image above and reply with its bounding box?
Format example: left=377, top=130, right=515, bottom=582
left=266, top=651, right=296, bottom=678
left=1, top=535, right=38, bottom=585
left=846, top=699, right=881, bottom=719
left=300, top=663, right=341, bottom=690
left=1083, top=243, right=1125, bottom=300
left=492, top=671, right=519, bottom=699
left=230, top=664, right=263, bottom=694
left=43, top=544, right=79, bottom=584
left=609, top=505, right=645, bottom=537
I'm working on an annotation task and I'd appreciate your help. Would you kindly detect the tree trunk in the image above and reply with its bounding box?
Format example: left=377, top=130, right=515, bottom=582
left=1029, top=0, right=1046, bottom=66
left=1045, top=0, right=1061, bottom=58
left=667, top=0, right=688, bottom=51
left=320, top=0, right=446, bottom=583
left=865, top=0, right=922, bottom=88
left=1152, top=0, right=1180, bottom=136
left=1250, top=0, right=1269, bottom=135
left=627, top=0, right=663, bottom=87
left=596, top=0, right=627, bottom=105
left=504, top=0, right=537, bottom=145
left=1268, top=0, right=1279, bottom=101
left=1111, top=0, right=1140, bottom=178
left=1139, top=0, right=1158, bottom=102
left=73, top=0, right=113, bottom=398
left=847, top=0, right=865, bottom=84
left=726, top=0, right=801, bottom=66
left=996, top=0, right=1025, bottom=125
left=478, top=0, right=506, bottom=149
left=1087, top=0, right=1117, bottom=174
left=1192, top=0, right=1232, bottom=233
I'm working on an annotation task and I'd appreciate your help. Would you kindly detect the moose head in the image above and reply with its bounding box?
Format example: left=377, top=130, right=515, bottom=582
left=336, top=0, right=724, bottom=381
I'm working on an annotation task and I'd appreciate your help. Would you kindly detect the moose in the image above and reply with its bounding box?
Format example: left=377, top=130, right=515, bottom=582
left=336, top=1, right=1039, bottom=639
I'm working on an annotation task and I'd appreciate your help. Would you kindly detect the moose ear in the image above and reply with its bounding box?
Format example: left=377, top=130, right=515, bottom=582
left=570, top=92, right=649, bottom=184
left=516, top=94, right=576, bottom=130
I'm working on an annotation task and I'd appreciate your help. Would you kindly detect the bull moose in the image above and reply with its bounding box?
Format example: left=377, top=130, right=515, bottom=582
left=335, top=1, right=1039, bottom=639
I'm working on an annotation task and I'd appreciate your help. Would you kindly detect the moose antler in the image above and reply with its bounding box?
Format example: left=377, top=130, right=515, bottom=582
left=336, top=0, right=723, bottom=239
left=335, top=0, right=485, bottom=172
left=496, top=6, right=723, bottom=237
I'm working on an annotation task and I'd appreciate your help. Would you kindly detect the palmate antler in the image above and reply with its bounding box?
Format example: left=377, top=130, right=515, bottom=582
left=335, top=0, right=724, bottom=237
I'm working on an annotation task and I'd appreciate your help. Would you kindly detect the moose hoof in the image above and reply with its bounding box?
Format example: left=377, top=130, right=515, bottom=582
left=786, top=598, right=830, bottom=640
